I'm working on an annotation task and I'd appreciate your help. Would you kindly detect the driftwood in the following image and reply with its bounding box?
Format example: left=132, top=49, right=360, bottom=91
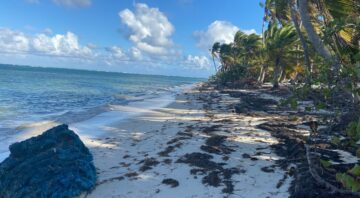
left=305, top=144, right=360, bottom=197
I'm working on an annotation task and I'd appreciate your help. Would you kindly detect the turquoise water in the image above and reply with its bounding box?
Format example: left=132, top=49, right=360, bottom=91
left=0, top=64, right=202, bottom=131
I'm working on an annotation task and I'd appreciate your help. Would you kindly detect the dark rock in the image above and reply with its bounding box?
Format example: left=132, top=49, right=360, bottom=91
left=0, top=124, right=96, bottom=198
left=162, top=178, right=179, bottom=188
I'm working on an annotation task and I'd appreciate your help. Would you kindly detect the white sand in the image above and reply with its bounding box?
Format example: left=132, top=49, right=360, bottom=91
left=77, top=84, right=291, bottom=198
left=3, top=84, right=292, bottom=197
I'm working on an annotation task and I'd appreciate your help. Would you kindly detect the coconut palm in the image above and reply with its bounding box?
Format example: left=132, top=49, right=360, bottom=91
left=298, top=0, right=341, bottom=79
left=233, top=31, right=262, bottom=66
left=290, top=0, right=312, bottom=84
left=264, top=22, right=299, bottom=88
left=264, top=0, right=313, bottom=84
left=211, top=42, right=221, bottom=72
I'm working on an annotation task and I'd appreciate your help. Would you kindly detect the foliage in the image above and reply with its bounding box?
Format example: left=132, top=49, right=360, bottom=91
left=330, top=136, right=341, bottom=146
left=336, top=173, right=360, bottom=192
left=349, top=165, right=360, bottom=176
left=346, top=118, right=360, bottom=142
left=211, top=0, right=359, bottom=101
left=336, top=164, right=360, bottom=192
left=319, top=159, right=332, bottom=169
left=208, top=0, right=360, bottom=194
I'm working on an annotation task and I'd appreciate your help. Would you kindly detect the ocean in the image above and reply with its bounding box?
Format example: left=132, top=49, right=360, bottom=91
left=0, top=64, right=202, bottom=161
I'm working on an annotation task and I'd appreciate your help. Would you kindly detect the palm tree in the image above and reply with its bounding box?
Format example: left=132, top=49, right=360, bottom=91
left=264, top=22, right=299, bottom=88
left=234, top=31, right=262, bottom=66
left=211, top=42, right=221, bottom=72
left=315, top=0, right=360, bottom=65
left=298, top=0, right=341, bottom=79
left=290, top=0, right=312, bottom=84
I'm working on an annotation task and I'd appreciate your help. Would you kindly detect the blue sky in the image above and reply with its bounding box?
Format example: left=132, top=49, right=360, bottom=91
left=0, top=0, right=263, bottom=77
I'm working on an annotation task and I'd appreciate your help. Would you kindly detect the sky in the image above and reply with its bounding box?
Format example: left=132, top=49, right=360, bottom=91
left=0, top=0, right=263, bottom=77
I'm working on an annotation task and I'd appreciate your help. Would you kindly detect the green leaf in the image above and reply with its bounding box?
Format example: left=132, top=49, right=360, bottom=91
left=315, top=102, right=326, bottom=110
left=289, top=98, right=298, bottom=109
left=336, top=173, right=360, bottom=192
left=320, top=159, right=332, bottom=169
left=349, top=165, right=360, bottom=177
left=305, top=106, right=312, bottom=112
left=331, top=136, right=341, bottom=146
left=356, top=149, right=360, bottom=158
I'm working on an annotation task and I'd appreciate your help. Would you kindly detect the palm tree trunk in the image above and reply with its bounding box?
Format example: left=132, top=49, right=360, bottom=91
left=262, top=12, right=267, bottom=45
left=273, top=57, right=281, bottom=89
left=279, top=64, right=286, bottom=82
left=258, top=64, right=267, bottom=84
left=290, top=0, right=312, bottom=85
left=298, top=0, right=340, bottom=79
left=212, top=55, right=217, bottom=72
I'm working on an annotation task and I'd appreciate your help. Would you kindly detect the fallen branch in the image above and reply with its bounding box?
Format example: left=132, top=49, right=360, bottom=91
left=305, top=144, right=360, bottom=197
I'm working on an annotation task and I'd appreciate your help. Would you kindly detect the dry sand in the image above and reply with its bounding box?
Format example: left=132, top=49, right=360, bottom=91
left=76, top=84, right=291, bottom=198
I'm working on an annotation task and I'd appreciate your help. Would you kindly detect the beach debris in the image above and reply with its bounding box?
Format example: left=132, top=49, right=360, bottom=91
left=202, top=171, right=221, bottom=187
left=0, top=124, right=96, bottom=198
left=138, top=157, right=160, bottom=172
left=176, top=152, right=222, bottom=170
left=200, top=135, right=234, bottom=155
left=177, top=152, right=242, bottom=194
left=162, top=178, right=179, bottom=188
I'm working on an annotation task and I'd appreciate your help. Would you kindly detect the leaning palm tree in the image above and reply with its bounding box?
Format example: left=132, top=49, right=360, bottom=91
left=315, top=0, right=360, bottom=65
left=233, top=31, right=262, bottom=66
left=264, top=22, right=299, bottom=88
left=289, top=0, right=312, bottom=84
left=263, top=0, right=313, bottom=85
left=298, top=0, right=341, bottom=79
left=211, top=42, right=221, bottom=72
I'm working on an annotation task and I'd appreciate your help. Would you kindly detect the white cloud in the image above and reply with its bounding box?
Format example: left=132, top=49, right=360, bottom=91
left=32, top=32, right=93, bottom=58
left=243, top=29, right=257, bottom=35
left=0, top=28, right=30, bottom=53
left=194, top=21, right=239, bottom=50
left=0, top=28, right=94, bottom=59
left=119, top=3, right=175, bottom=56
left=129, top=47, right=143, bottom=60
left=184, top=55, right=211, bottom=70
left=52, top=0, right=91, bottom=7
left=107, top=46, right=127, bottom=60
left=194, top=20, right=257, bottom=50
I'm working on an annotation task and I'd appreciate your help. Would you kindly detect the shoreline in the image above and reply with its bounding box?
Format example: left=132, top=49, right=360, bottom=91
left=3, top=82, right=358, bottom=197
left=79, top=83, right=292, bottom=197
left=0, top=84, right=192, bottom=163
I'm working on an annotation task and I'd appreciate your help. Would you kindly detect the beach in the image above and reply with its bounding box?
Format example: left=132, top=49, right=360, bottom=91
left=2, top=82, right=291, bottom=197
left=3, top=81, right=360, bottom=198
left=74, top=83, right=292, bottom=197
